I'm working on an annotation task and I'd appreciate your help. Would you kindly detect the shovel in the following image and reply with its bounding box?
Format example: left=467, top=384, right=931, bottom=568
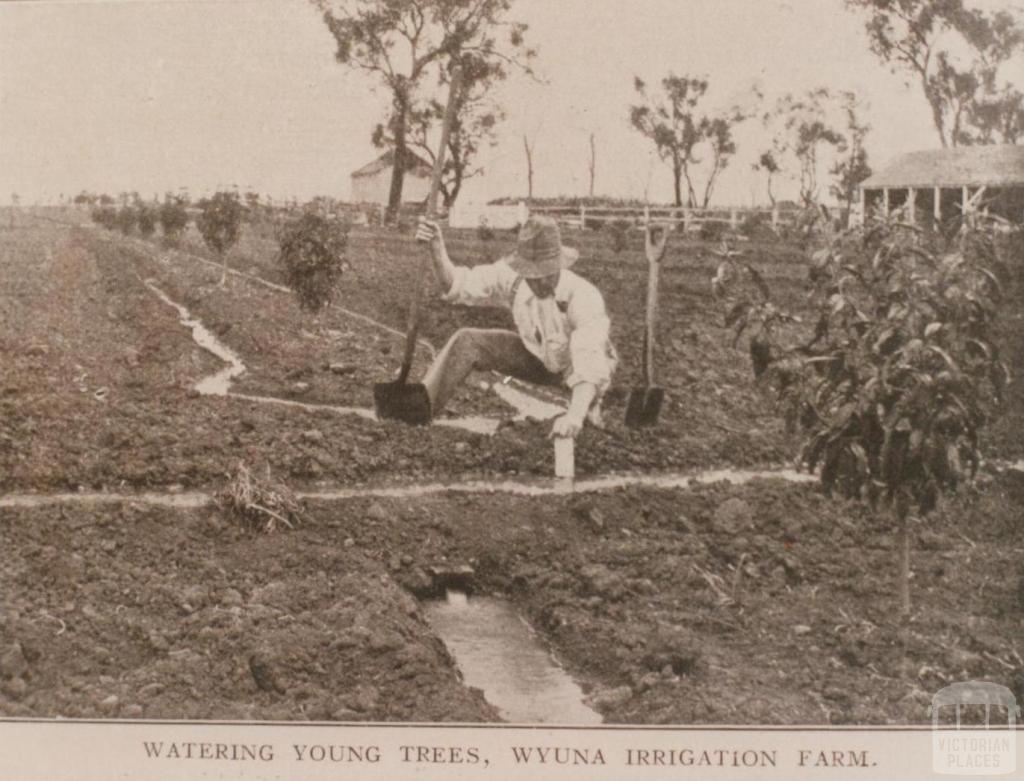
left=373, top=64, right=464, bottom=425
left=624, top=213, right=668, bottom=428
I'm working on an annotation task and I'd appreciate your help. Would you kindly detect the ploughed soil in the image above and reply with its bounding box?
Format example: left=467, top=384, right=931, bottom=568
left=2, top=211, right=1023, bottom=724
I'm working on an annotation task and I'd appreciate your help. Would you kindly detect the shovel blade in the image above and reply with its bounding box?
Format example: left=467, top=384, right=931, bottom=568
left=373, top=381, right=432, bottom=425
left=624, top=386, right=664, bottom=428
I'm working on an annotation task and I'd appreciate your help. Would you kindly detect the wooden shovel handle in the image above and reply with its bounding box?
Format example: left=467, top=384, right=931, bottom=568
left=397, top=63, right=463, bottom=384
left=643, top=253, right=660, bottom=387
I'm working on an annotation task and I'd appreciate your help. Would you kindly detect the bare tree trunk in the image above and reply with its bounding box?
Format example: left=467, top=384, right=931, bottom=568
left=588, top=133, right=596, bottom=198
left=897, top=502, right=911, bottom=619
left=924, top=75, right=949, bottom=149
left=672, top=158, right=683, bottom=208
left=523, top=134, right=534, bottom=199
left=701, top=157, right=723, bottom=208
left=385, top=87, right=410, bottom=225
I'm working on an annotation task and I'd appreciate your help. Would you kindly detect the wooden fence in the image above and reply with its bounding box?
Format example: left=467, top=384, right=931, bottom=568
left=524, top=203, right=800, bottom=233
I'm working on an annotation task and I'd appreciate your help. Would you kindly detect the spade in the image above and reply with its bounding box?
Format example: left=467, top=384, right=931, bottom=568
left=373, top=64, right=463, bottom=425
left=624, top=211, right=669, bottom=427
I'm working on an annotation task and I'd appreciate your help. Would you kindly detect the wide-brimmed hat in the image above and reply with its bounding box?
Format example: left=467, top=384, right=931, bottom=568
left=506, top=216, right=579, bottom=278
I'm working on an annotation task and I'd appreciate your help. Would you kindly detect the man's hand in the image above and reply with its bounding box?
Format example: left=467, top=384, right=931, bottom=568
left=550, top=381, right=598, bottom=440
left=549, top=412, right=584, bottom=440
left=416, top=217, right=443, bottom=246
left=417, top=217, right=455, bottom=292
left=645, top=222, right=670, bottom=265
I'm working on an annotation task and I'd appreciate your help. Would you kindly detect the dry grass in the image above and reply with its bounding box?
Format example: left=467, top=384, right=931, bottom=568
left=219, top=461, right=306, bottom=533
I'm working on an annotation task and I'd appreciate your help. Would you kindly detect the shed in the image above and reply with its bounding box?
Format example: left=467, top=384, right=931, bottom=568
left=350, top=150, right=433, bottom=205
left=860, top=145, right=1024, bottom=226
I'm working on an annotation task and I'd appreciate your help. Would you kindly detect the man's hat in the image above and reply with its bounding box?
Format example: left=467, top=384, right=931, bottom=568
left=506, top=216, right=579, bottom=279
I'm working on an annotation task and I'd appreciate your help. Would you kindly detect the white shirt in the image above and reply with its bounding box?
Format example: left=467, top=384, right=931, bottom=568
left=442, top=259, right=617, bottom=392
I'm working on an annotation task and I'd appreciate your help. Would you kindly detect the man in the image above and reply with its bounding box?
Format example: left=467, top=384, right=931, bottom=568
left=415, top=215, right=617, bottom=439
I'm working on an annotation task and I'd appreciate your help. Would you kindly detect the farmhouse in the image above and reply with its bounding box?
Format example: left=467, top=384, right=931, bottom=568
left=861, top=144, right=1024, bottom=227
left=350, top=150, right=432, bottom=205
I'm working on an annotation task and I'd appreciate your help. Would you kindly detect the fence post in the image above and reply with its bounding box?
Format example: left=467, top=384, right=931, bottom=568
left=682, top=208, right=692, bottom=233
left=771, top=206, right=779, bottom=231
left=730, top=209, right=738, bottom=231
left=579, top=204, right=586, bottom=230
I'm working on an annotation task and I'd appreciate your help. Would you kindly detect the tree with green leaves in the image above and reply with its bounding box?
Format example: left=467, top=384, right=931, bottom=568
left=159, top=192, right=190, bottom=244
left=629, top=74, right=750, bottom=208
left=277, top=206, right=350, bottom=313
left=196, top=191, right=244, bottom=286
left=626, top=75, right=749, bottom=208
left=966, top=85, right=1024, bottom=144
left=136, top=201, right=158, bottom=239
left=374, top=53, right=505, bottom=208
left=315, top=0, right=533, bottom=221
left=716, top=219, right=1008, bottom=617
left=845, top=0, right=1024, bottom=147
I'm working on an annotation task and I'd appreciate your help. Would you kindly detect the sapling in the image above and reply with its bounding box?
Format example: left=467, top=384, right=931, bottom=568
left=276, top=206, right=350, bottom=313
left=115, top=204, right=138, bottom=235
left=158, top=194, right=189, bottom=244
left=136, top=202, right=157, bottom=238
left=717, top=218, right=1008, bottom=617
left=196, top=191, right=244, bottom=286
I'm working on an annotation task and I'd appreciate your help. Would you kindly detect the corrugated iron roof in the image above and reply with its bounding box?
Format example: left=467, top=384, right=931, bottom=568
left=862, top=145, right=1024, bottom=189
left=351, top=150, right=433, bottom=178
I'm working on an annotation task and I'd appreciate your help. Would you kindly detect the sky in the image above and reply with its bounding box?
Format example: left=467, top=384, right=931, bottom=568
left=0, top=0, right=1021, bottom=206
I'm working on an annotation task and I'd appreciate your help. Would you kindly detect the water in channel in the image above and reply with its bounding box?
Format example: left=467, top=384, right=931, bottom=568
left=423, top=589, right=602, bottom=725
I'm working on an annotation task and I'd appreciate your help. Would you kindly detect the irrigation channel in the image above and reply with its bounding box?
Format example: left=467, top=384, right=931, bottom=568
left=423, top=590, right=602, bottom=724
left=141, top=278, right=556, bottom=435
left=135, top=230, right=569, bottom=422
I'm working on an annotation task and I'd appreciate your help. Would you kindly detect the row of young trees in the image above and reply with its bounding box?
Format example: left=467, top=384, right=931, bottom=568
left=91, top=190, right=349, bottom=311
left=91, top=195, right=189, bottom=242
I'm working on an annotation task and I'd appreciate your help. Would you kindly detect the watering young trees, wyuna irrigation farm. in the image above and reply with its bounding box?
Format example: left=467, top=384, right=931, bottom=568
left=2, top=0, right=1024, bottom=742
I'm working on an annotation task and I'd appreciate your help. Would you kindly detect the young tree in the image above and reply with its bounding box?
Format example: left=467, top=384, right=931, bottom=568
left=717, top=220, right=1008, bottom=617
left=244, top=191, right=262, bottom=223
left=315, top=0, right=533, bottom=222
left=136, top=201, right=158, bottom=239
left=115, top=204, right=138, bottom=235
left=196, top=191, right=244, bottom=286
left=159, top=192, right=190, bottom=244
left=629, top=74, right=749, bottom=208
left=829, top=92, right=872, bottom=226
left=845, top=0, right=1024, bottom=148
left=277, top=206, right=350, bottom=313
